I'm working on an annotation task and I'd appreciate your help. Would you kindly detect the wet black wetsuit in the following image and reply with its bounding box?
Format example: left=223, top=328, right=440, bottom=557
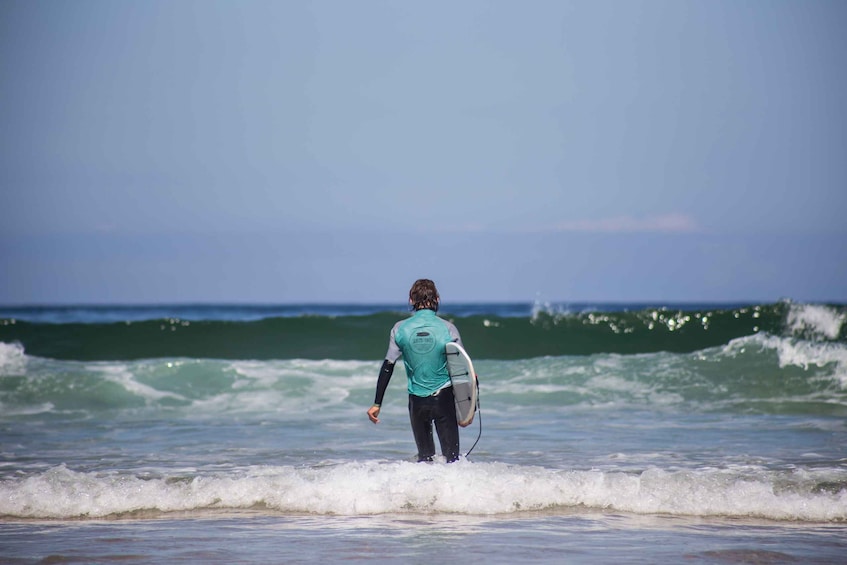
left=373, top=309, right=463, bottom=462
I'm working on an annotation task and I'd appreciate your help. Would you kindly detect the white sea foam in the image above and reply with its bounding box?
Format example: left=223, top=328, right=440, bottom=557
left=772, top=338, right=847, bottom=378
left=185, top=359, right=379, bottom=415
left=530, top=297, right=570, bottom=323
left=723, top=333, right=847, bottom=391
left=0, top=401, right=54, bottom=416
left=2, top=462, right=844, bottom=522
left=229, top=359, right=375, bottom=404
left=0, top=341, right=26, bottom=377
left=727, top=332, right=844, bottom=367
left=96, top=364, right=186, bottom=403
left=787, top=304, right=846, bottom=340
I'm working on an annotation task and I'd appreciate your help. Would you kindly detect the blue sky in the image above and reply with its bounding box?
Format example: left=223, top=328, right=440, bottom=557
left=1, top=0, right=845, bottom=304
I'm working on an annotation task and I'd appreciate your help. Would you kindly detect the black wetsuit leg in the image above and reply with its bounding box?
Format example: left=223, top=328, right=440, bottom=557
left=408, top=389, right=460, bottom=463
left=434, top=387, right=460, bottom=463
left=409, top=394, right=436, bottom=461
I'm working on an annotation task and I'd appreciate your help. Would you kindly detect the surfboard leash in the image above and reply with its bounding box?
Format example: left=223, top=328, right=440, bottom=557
left=463, top=380, right=482, bottom=458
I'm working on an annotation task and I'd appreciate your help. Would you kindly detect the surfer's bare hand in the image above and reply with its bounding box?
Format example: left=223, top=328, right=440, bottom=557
left=367, top=405, right=380, bottom=424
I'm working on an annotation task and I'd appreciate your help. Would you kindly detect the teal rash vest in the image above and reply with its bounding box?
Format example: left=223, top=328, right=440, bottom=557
left=385, top=309, right=463, bottom=397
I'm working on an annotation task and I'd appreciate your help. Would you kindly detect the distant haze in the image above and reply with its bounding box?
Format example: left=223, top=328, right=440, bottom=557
left=2, top=1, right=845, bottom=304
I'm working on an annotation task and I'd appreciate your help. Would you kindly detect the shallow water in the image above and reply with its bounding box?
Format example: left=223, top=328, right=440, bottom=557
left=2, top=511, right=845, bottom=564
left=1, top=302, right=845, bottom=562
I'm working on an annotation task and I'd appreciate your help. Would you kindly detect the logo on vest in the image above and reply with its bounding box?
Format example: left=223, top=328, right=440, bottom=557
left=410, top=331, right=435, bottom=354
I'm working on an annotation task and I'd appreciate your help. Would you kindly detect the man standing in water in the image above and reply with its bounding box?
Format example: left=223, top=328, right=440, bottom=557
left=367, top=279, right=464, bottom=462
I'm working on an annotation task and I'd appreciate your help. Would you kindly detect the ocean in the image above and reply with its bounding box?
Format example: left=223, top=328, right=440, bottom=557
left=1, top=300, right=845, bottom=564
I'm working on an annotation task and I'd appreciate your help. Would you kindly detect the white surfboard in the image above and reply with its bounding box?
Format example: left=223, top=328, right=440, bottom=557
left=445, top=341, right=478, bottom=427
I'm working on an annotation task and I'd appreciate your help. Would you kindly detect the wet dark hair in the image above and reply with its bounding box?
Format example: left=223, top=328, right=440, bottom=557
left=409, top=279, right=439, bottom=311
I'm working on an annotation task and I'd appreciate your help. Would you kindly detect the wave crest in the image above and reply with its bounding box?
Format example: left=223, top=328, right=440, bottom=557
left=3, top=462, right=844, bottom=522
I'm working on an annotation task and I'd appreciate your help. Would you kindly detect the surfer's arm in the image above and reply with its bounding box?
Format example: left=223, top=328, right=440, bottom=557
left=368, top=359, right=395, bottom=424
left=373, top=359, right=395, bottom=406
left=369, top=324, right=403, bottom=424
left=445, top=319, right=464, bottom=348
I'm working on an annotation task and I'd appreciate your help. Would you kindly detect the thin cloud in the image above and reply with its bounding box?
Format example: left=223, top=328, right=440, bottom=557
left=551, top=213, right=700, bottom=234
left=412, top=214, right=701, bottom=235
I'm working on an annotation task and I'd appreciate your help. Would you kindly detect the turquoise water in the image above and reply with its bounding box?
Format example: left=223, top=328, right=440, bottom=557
left=0, top=301, right=823, bottom=360
left=1, top=301, right=845, bottom=562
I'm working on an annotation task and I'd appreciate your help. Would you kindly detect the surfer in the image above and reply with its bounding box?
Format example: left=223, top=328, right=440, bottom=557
left=367, top=279, right=464, bottom=463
